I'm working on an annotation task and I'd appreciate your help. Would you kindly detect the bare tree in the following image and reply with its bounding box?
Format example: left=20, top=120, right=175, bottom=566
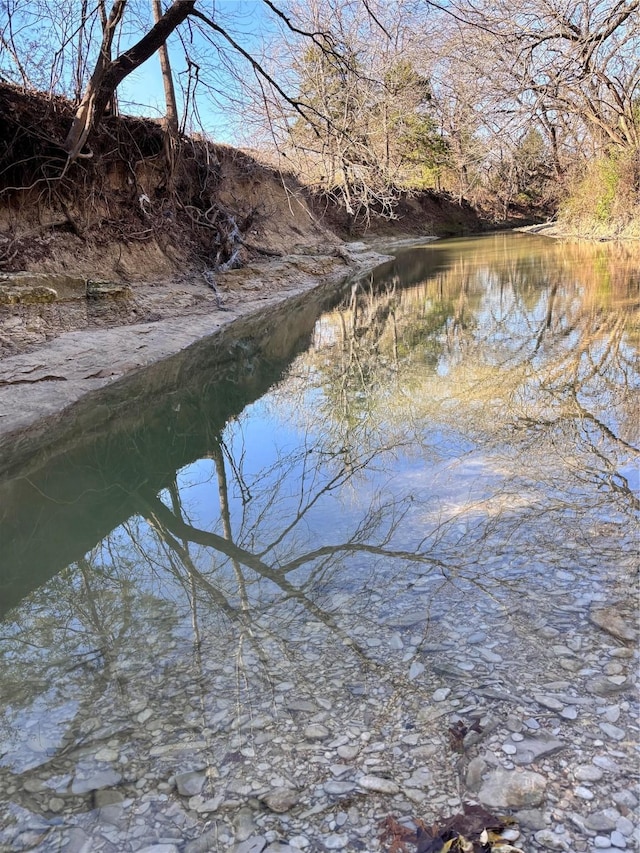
left=245, top=0, right=445, bottom=222
left=433, top=0, right=640, bottom=154
left=151, top=0, right=179, bottom=135
left=63, top=0, right=195, bottom=160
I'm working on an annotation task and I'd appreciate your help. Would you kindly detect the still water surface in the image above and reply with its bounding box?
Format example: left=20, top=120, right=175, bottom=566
left=0, top=233, right=638, bottom=851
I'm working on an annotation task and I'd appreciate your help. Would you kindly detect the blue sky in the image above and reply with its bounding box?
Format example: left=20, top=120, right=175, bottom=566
left=118, top=0, right=278, bottom=145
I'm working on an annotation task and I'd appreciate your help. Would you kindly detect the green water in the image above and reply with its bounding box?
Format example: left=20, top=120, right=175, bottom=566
left=0, top=233, right=638, bottom=850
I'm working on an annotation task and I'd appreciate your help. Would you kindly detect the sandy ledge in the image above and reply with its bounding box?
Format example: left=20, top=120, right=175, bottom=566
left=0, top=243, right=395, bottom=447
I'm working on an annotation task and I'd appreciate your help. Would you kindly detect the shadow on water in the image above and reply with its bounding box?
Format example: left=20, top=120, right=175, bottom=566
left=0, top=233, right=638, bottom=851
left=0, top=281, right=352, bottom=614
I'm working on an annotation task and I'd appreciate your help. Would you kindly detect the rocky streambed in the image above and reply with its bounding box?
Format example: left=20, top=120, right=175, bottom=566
left=1, top=233, right=638, bottom=853
left=1, top=555, right=637, bottom=853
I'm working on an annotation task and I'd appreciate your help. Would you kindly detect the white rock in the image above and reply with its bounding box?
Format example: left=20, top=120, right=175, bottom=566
left=432, top=688, right=451, bottom=702
left=304, top=724, right=330, bottom=740
left=324, top=835, right=349, bottom=850
left=575, top=764, right=604, bottom=782
left=611, top=831, right=627, bottom=848
left=575, top=786, right=595, bottom=800
left=358, top=775, right=400, bottom=795
left=533, top=829, right=567, bottom=849
left=478, top=769, right=546, bottom=809
left=337, top=744, right=359, bottom=760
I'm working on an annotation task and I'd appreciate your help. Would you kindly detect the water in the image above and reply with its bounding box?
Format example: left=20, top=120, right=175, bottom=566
left=0, top=233, right=638, bottom=851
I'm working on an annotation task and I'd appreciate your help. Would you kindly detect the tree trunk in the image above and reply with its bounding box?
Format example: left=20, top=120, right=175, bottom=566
left=151, top=0, right=179, bottom=136
left=63, top=0, right=195, bottom=161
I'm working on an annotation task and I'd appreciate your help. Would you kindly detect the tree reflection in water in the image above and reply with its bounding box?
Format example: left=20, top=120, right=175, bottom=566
left=0, top=233, right=638, bottom=847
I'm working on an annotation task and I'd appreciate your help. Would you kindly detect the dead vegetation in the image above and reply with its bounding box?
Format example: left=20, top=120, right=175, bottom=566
left=0, top=82, right=340, bottom=281
left=0, top=82, right=487, bottom=287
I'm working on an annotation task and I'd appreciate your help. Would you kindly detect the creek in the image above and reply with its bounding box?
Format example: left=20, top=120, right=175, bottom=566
left=0, top=233, right=638, bottom=853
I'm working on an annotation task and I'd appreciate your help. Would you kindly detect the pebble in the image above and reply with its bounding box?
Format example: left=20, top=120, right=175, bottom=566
left=408, top=661, right=425, bottom=680
left=589, top=608, right=636, bottom=642
left=71, top=770, right=122, bottom=795
left=303, top=724, right=330, bottom=740
left=612, top=791, right=638, bottom=810
left=357, top=775, right=400, bottom=795
left=616, top=816, right=635, bottom=836
left=0, top=557, right=637, bottom=853
left=478, top=769, right=546, bottom=809
left=575, top=786, right=595, bottom=800
left=574, top=765, right=604, bottom=782
left=237, top=841, right=268, bottom=853
left=559, top=706, right=578, bottom=720
left=175, top=770, right=206, bottom=797
left=137, top=847, right=179, bottom=853
left=515, top=810, right=547, bottom=831
left=534, top=829, right=567, bottom=849
left=513, top=735, right=566, bottom=764
left=234, top=808, right=257, bottom=842
left=336, top=745, right=359, bottom=760
left=478, top=648, right=503, bottom=663
left=324, top=834, right=349, bottom=849
left=432, top=687, right=451, bottom=702
left=465, top=756, right=487, bottom=792
left=586, top=813, right=618, bottom=833
left=534, top=694, right=564, bottom=712
left=468, top=631, right=486, bottom=644
left=602, top=706, right=621, bottom=723
left=599, top=723, right=625, bottom=741
left=593, top=756, right=621, bottom=772
left=610, top=831, right=627, bottom=848
left=324, top=780, right=356, bottom=795
left=262, top=789, right=300, bottom=813
left=587, top=677, right=627, bottom=697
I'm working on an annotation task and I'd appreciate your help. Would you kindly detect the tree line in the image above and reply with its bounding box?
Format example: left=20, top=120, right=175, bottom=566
left=0, top=0, right=638, bottom=227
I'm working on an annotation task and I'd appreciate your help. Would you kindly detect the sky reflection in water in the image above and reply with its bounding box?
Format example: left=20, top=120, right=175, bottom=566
left=0, top=233, right=638, bottom=845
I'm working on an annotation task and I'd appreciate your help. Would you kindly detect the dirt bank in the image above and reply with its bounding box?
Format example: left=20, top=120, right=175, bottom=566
left=0, top=241, right=398, bottom=449
left=0, top=81, right=476, bottom=451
